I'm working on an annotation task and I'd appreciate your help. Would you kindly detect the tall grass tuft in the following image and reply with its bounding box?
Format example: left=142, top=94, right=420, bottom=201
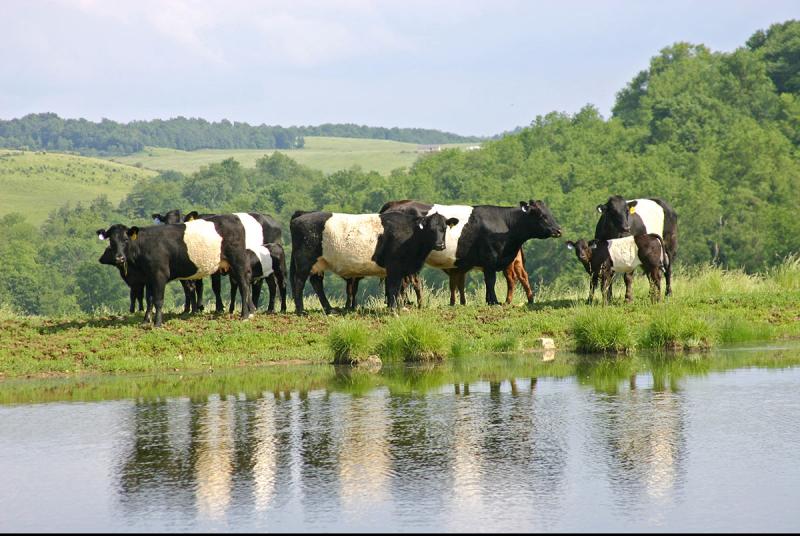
left=769, top=254, right=800, bottom=291
left=572, top=308, right=635, bottom=354
left=641, top=308, right=714, bottom=350
left=716, top=314, right=774, bottom=344
left=378, top=316, right=449, bottom=362
left=328, top=320, right=371, bottom=364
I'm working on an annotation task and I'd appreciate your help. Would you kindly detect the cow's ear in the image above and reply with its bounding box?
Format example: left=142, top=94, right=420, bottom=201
left=520, top=201, right=529, bottom=213
left=446, top=217, right=459, bottom=228
left=596, top=204, right=605, bottom=214
left=127, top=226, right=139, bottom=241
left=185, top=211, right=199, bottom=222
left=97, top=229, right=107, bottom=240
left=566, top=241, right=575, bottom=250
left=415, top=217, right=425, bottom=230
left=590, top=242, right=598, bottom=250
left=627, top=200, right=638, bottom=214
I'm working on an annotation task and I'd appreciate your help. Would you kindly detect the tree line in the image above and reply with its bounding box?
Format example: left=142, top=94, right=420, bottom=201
left=0, top=115, right=481, bottom=156
left=1, top=19, right=798, bottom=316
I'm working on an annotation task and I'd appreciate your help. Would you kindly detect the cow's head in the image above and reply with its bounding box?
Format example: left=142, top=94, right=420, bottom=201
left=597, top=196, right=637, bottom=235
left=416, top=213, right=459, bottom=251
left=97, top=224, right=139, bottom=270
left=519, top=200, right=562, bottom=238
left=151, top=209, right=182, bottom=225
left=566, top=239, right=593, bottom=274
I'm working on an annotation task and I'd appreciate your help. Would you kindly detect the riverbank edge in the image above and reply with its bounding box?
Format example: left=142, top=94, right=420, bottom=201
left=2, top=289, right=799, bottom=380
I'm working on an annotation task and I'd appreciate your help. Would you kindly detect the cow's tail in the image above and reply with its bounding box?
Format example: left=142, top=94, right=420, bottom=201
left=653, top=234, right=669, bottom=272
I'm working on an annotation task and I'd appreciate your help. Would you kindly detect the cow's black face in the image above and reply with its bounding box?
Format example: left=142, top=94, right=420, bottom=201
left=598, top=195, right=635, bottom=234
left=152, top=209, right=182, bottom=225
left=418, top=213, right=458, bottom=251
left=566, top=239, right=592, bottom=273
left=97, top=224, right=136, bottom=267
left=520, top=199, right=562, bottom=238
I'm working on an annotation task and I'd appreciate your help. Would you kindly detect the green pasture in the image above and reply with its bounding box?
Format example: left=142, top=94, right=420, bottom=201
left=0, top=150, right=156, bottom=223
left=109, top=136, right=477, bottom=175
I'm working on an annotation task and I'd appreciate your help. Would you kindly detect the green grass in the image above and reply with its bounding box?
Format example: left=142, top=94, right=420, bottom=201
left=1, top=262, right=800, bottom=378
left=109, top=137, right=477, bottom=176
left=328, top=320, right=372, bottom=364
left=376, top=316, right=450, bottom=362
left=0, top=149, right=156, bottom=222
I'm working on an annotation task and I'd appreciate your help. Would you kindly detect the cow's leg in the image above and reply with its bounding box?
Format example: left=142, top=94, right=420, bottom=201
left=664, top=254, right=673, bottom=297
left=262, top=276, right=275, bottom=313
left=137, top=285, right=145, bottom=312
left=228, top=277, right=238, bottom=314
left=412, top=274, right=422, bottom=308
left=457, top=271, right=467, bottom=305
left=275, top=265, right=287, bottom=313
left=351, top=278, right=362, bottom=309
left=230, top=265, right=252, bottom=320
left=385, top=273, right=403, bottom=309
left=309, top=273, right=333, bottom=314
left=504, top=266, right=516, bottom=305
left=483, top=269, right=499, bottom=305
left=290, top=259, right=310, bottom=315
left=623, top=272, right=634, bottom=303
left=192, top=279, right=205, bottom=313
left=601, top=270, right=613, bottom=306
left=150, top=274, right=169, bottom=328
left=649, top=267, right=662, bottom=303
left=447, top=270, right=457, bottom=306
left=211, top=273, right=224, bottom=313
left=180, top=280, right=193, bottom=314
left=518, top=265, right=534, bottom=304
left=588, top=273, right=598, bottom=305
left=129, top=287, right=136, bottom=313
left=253, top=278, right=266, bottom=312
left=345, top=279, right=354, bottom=309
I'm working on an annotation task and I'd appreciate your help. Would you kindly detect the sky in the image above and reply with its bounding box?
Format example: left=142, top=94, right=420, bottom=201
left=1, top=0, right=797, bottom=137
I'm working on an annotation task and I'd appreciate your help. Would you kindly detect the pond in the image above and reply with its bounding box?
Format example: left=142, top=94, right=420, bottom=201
left=1, top=344, right=799, bottom=532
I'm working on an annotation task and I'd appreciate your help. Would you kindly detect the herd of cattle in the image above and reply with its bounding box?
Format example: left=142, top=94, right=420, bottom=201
left=96, top=196, right=678, bottom=327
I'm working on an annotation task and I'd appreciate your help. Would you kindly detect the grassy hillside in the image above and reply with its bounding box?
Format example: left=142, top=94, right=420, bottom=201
left=0, top=150, right=156, bottom=222
left=110, top=136, right=478, bottom=175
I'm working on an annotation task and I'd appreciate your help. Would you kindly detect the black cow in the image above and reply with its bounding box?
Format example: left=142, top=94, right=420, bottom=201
left=227, top=243, right=288, bottom=314
left=290, top=210, right=458, bottom=314
left=566, top=234, right=670, bottom=304
left=152, top=210, right=202, bottom=313
left=182, top=211, right=283, bottom=314
left=98, top=242, right=151, bottom=313
left=375, top=199, right=562, bottom=305
left=595, top=196, right=678, bottom=301
left=97, top=214, right=254, bottom=327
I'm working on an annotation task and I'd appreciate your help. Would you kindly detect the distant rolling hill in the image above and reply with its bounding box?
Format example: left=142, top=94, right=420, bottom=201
left=0, top=150, right=156, bottom=222
left=1, top=137, right=480, bottom=223
left=109, top=136, right=478, bottom=175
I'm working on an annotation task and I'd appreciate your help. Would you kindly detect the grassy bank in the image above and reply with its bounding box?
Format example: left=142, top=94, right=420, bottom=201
left=1, top=262, right=799, bottom=378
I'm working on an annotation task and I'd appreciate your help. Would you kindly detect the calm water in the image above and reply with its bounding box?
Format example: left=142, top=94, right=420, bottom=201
left=1, top=345, right=800, bottom=532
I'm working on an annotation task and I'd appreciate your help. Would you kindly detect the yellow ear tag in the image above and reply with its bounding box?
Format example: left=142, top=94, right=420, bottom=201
left=130, top=231, right=138, bottom=241
left=629, top=206, right=636, bottom=215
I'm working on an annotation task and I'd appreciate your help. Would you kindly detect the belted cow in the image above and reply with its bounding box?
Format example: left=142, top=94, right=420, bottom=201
left=97, top=214, right=254, bottom=327
left=566, top=234, right=670, bottom=304
left=595, top=196, right=678, bottom=301
left=289, top=210, right=458, bottom=314
left=374, top=199, right=562, bottom=305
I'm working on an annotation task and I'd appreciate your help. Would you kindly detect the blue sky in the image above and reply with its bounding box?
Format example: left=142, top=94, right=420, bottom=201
left=1, top=0, right=797, bottom=136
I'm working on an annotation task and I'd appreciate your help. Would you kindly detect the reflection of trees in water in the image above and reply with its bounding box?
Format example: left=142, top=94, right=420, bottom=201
left=336, top=391, right=391, bottom=512
left=584, top=361, right=688, bottom=511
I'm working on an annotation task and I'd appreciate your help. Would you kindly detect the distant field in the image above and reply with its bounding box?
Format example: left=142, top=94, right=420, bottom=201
left=0, top=150, right=156, bottom=223
left=110, top=136, right=478, bottom=175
